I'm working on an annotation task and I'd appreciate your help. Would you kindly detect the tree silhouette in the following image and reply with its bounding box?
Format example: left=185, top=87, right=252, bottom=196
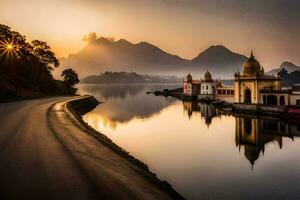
left=0, top=25, right=58, bottom=78
left=61, top=68, right=80, bottom=86
left=31, top=40, right=59, bottom=71
left=0, top=24, right=79, bottom=99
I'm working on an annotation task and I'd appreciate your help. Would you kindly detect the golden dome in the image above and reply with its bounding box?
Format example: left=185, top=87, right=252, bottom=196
left=243, top=51, right=262, bottom=76
left=186, top=73, right=192, bottom=82
left=204, top=70, right=212, bottom=81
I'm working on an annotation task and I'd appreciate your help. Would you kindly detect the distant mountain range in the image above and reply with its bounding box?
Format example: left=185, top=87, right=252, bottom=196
left=57, top=37, right=299, bottom=80
left=58, top=37, right=248, bottom=79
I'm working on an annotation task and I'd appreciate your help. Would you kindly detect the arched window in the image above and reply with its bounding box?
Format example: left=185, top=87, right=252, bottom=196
left=267, top=95, right=278, bottom=105
left=280, top=96, right=285, bottom=105
left=244, top=88, right=251, bottom=104
left=263, top=95, right=266, bottom=104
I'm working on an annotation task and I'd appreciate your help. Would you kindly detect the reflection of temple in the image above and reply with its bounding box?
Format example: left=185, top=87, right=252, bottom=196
left=235, top=117, right=300, bottom=167
left=183, top=101, right=220, bottom=126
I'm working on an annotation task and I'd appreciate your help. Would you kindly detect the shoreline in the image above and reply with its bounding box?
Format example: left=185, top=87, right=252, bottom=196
left=61, top=96, right=185, bottom=199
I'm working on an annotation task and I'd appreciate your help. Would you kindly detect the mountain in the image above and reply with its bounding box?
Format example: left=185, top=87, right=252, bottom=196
left=57, top=37, right=248, bottom=79
left=266, top=62, right=300, bottom=75
left=192, top=45, right=247, bottom=77
left=58, top=37, right=189, bottom=78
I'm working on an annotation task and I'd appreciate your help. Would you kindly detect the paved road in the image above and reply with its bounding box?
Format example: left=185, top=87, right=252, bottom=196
left=0, top=97, right=175, bottom=200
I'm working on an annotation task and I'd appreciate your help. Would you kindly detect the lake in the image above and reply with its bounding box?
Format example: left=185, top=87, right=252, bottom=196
left=78, top=84, right=300, bottom=200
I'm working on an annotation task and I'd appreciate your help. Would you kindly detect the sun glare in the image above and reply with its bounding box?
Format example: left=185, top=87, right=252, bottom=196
left=6, top=44, right=13, bottom=50
left=0, top=40, right=17, bottom=59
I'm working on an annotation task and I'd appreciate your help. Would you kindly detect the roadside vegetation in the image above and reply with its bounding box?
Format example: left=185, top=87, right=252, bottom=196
left=0, top=24, right=79, bottom=101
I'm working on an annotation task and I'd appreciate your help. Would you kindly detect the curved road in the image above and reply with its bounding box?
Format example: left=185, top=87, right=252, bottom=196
left=0, top=97, right=176, bottom=200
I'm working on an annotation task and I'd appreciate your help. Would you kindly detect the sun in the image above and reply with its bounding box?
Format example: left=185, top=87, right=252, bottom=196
left=0, top=40, right=17, bottom=58
left=6, top=44, right=13, bottom=50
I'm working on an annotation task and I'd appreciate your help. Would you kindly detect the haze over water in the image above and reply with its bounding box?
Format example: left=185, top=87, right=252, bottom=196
left=78, top=84, right=300, bottom=200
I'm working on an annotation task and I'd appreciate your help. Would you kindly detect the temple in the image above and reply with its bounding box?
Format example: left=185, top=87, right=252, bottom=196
left=183, top=71, right=218, bottom=101
left=182, top=51, right=300, bottom=114
left=234, top=51, right=282, bottom=104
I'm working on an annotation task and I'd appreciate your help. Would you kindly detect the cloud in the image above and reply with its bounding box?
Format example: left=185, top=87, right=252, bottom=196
left=83, top=32, right=97, bottom=43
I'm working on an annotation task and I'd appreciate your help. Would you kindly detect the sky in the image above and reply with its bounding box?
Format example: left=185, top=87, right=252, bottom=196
left=1, top=0, right=299, bottom=69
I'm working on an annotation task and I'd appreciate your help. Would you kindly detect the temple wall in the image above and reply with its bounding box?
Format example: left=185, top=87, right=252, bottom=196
left=215, top=95, right=234, bottom=103
left=201, top=82, right=215, bottom=95
left=183, top=82, right=192, bottom=96
left=234, top=78, right=281, bottom=104
left=290, top=94, right=300, bottom=106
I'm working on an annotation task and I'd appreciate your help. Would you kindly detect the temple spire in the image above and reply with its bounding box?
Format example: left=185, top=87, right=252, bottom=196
left=250, top=50, right=254, bottom=58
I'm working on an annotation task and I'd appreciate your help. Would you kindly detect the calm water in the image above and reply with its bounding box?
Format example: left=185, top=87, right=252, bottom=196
left=78, top=84, right=300, bottom=200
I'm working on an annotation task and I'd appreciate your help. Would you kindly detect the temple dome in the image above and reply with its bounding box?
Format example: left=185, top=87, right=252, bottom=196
left=186, top=73, right=192, bottom=82
left=204, top=70, right=212, bottom=81
left=244, top=145, right=260, bottom=167
left=243, top=51, right=262, bottom=76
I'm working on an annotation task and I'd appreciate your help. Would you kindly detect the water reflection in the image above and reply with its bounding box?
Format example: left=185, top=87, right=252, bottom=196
left=78, top=84, right=146, bottom=100
left=182, top=101, right=221, bottom=126
left=80, top=84, right=300, bottom=167
left=79, top=84, right=300, bottom=200
left=235, top=117, right=300, bottom=168
left=78, top=84, right=179, bottom=129
left=180, top=101, right=300, bottom=168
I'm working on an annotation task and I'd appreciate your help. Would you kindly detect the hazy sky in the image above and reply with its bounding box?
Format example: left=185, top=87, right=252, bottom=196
left=1, top=0, right=299, bottom=69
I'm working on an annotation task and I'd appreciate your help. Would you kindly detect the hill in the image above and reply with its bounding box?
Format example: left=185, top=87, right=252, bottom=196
left=81, top=71, right=182, bottom=84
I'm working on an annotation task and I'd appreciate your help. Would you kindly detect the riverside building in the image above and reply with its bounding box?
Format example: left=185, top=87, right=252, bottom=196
left=233, top=52, right=300, bottom=114
left=183, top=71, right=218, bottom=101
left=182, top=51, right=300, bottom=112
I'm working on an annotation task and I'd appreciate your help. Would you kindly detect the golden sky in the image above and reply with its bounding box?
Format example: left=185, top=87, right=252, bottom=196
left=1, top=0, right=299, bottom=69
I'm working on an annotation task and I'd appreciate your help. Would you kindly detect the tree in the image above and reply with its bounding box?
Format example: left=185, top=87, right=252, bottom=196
left=61, top=68, right=80, bottom=87
left=278, top=68, right=288, bottom=78
left=0, top=24, right=76, bottom=98
left=0, top=24, right=33, bottom=60
left=0, top=24, right=30, bottom=74
left=31, top=40, right=59, bottom=71
left=0, top=24, right=59, bottom=81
